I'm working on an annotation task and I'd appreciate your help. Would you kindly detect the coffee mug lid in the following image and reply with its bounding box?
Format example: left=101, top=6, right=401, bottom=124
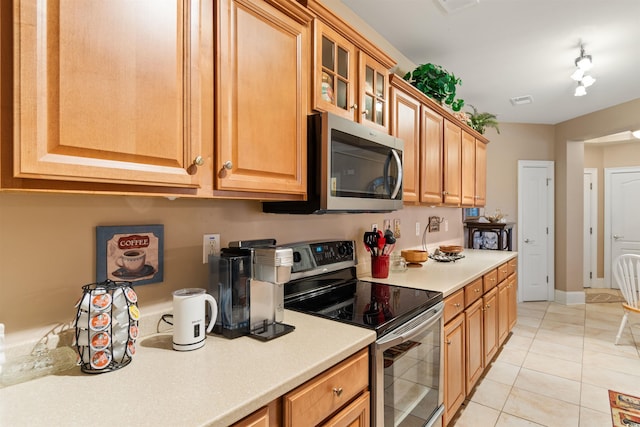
left=173, top=288, right=206, bottom=297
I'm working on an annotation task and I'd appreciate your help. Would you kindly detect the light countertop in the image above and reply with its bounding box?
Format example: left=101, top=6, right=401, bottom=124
left=0, top=310, right=376, bottom=427
left=360, top=249, right=517, bottom=297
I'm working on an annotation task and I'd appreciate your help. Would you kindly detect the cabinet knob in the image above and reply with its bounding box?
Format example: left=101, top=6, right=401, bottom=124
left=446, top=340, right=452, bottom=345
left=193, top=156, right=205, bottom=167
left=223, top=161, right=233, bottom=170
left=332, top=387, right=344, bottom=397
left=486, top=304, right=491, bottom=309
left=350, top=104, right=358, bottom=111
left=475, top=288, right=481, bottom=293
left=362, top=109, right=369, bottom=116
left=442, top=191, right=449, bottom=195
left=454, top=303, right=460, bottom=308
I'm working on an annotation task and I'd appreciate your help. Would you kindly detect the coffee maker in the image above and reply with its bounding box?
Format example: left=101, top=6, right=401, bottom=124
left=208, top=239, right=295, bottom=340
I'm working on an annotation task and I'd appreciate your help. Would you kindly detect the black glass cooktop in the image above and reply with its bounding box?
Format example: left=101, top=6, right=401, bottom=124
left=284, top=267, right=442, bottom=338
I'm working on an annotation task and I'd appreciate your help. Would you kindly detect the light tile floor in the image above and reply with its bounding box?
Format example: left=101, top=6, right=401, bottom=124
left=450, top=295, right=640, bottom=427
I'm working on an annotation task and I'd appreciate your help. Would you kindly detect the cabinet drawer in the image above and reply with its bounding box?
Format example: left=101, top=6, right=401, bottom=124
left=464, top=278, right=484, bottom=307
left=444, top=289, right=465, bottom=324
left=497, top=262, right=509, bottom=283
left=483, top=269, right=498, bottom=293
left=283, top=348, right=369, bottom=427
left=508, top=258, right=517, bottom=276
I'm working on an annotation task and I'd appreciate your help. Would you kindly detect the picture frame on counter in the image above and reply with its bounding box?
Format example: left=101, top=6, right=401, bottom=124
left=96, top=224, right=164, bottom=286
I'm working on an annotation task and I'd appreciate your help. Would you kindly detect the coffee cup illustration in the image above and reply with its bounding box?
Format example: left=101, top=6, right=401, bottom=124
left=116, top=250, right=146, bottom=273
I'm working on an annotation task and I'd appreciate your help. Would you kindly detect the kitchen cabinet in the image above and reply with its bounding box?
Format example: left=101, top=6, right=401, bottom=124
left=283, top=348, right=369, bottom=427
left=10, top=0, right=214, bottom=192
left=300, top=0, right=396, bottom=133
left=215, top=0, right=311, bottom=196
left=443, top=256, right=517, bottom=425
left=390, top=75, right=486, bottom=208
left=232, top=406, right=270, bottom=427
left=443, top=119, right=462, bottom=206
left=443, top=313, right=465, bottom=426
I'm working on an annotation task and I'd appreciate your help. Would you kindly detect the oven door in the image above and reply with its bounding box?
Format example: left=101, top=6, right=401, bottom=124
left=372, top=302, right=444, bottom=427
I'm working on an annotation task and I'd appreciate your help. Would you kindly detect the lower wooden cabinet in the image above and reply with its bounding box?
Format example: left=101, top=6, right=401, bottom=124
left=444, top=256, right=518, bottom=425
left=232, top=406, right=270, bottom=427
left=444, top=313, right=466, bottom=426
left=322, top=391, right=370, bottom=427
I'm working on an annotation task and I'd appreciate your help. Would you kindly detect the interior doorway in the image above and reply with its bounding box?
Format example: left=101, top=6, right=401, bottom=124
left=583, top=168, right=597, bottom=288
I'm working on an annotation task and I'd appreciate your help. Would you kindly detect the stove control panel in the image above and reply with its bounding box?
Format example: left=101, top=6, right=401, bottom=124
left=285, top=240, right=356, bottom=275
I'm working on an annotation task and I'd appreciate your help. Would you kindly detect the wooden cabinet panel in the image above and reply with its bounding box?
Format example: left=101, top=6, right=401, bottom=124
left=508, top=273, right=518, bottom=331
left=464, top=277, right=483, bottom=307
left=475, top=139, right=487, bottom=206
left=14, top=0, right=212, bottom=188
left=390, top=87, right=420, bottom=202
left=232, top=406, right=269, bottom=427
left=497, top=280, right=509, bottom=346
left=483, top=287, right=499, bottom=364
left=465, top=299, right=483, bottom=395
left=322, top=391, right=370, bottom=427
left=421, top=106, right=444, bottom=205
left=444, top=289, right=465, bottom=324
left=283, top=348, right=368, bottom=427
left=358, top=52, right=389, bottom=132
left=461, top=130, right=476, bottom=207
left=497, top=262, right=509, bottom=284
left=483, top=269, right=498, bottom=293
left=444, top=314, right=465, bottom=426
left=216, top=0, right=310, bottom=195
left=508, top=257, right=517, bottom=276
left=443, top=119, right=462, bottom=206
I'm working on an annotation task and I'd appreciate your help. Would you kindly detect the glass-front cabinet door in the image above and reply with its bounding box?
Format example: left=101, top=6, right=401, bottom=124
left=359, top=52, right=389, bottom=132
left=314, top=21, right=357, bottom=121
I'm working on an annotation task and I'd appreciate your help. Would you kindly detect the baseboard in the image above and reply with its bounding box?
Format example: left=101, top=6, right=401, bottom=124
left=554, top=289, right=586, bottom=305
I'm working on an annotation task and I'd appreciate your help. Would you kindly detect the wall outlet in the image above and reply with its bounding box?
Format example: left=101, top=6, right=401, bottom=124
left=444, top=220, right=449, bottom=232
left=203, top=234, right=220, bottom=263
left=393, top=219, right=401, bottom=238
left=416, top=222, right=421, bottom=236
left=371, top=223, right=378, bottom=231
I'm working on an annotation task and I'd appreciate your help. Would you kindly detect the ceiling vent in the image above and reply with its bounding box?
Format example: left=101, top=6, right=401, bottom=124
left=435, top=0, right=479, bottom=13
left=510, top=95, right=534, bottom=106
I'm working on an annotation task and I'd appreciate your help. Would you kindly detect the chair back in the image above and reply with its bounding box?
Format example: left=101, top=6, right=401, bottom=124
left=613, top=254, right=640, bottom=309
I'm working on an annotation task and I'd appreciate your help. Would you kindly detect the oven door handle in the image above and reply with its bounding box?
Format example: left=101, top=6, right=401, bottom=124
left=375, top=302, right=443, bottom=351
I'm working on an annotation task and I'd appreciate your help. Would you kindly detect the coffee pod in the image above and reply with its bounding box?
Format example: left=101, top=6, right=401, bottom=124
left=112, top=342, right=125, bottom=362
left=76, top=330, right=89, bottom=347
left=89, top=331, right=111, bottom=352
left=90, top=350, right=112, bottom=370
left=113, top=307, right=130, bottom=326
left=112, top=324, right=128, bottom=344
left=112, top=288, right=127, bottom=309
left=90, top=292, right=112, bottom=312
left=124, top=287, right=138, bottom=304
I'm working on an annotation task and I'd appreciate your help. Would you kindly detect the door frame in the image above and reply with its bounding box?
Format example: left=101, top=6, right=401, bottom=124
left=604, top=166, right=640, bottom=287
left=517, top=160, right=555, bottom=301
left=583, top=168, right=598, bottom=288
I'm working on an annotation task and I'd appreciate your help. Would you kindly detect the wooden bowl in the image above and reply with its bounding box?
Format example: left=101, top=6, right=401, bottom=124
left=439, top=245, right=463, bottom=254
left=401, top=249, right=428, bottom=265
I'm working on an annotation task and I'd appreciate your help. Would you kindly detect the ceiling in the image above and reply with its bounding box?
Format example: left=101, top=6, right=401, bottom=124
left=341, top=0, right=640, bottom=126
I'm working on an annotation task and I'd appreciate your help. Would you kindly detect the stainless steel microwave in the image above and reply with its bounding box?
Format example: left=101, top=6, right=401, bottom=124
left=263, top=112, right=404, bottom=214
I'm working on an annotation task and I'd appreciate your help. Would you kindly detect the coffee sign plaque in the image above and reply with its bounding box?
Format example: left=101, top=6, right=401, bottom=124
left=96, top=225, right=164, bottom=286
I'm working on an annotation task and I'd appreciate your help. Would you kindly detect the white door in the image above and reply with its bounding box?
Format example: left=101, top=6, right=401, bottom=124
left=604, top=167, right=640, bottom=288
left=518, top=161, right=554, bottom=301
left=583, top=169, right=597, bottom=288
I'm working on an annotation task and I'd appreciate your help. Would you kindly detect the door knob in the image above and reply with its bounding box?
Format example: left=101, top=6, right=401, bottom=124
left=613, top=234, right=624, bottom=240
left=524, top=238, right=534, bottom=243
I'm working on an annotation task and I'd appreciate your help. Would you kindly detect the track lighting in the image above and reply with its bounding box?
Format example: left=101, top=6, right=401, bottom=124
left=572, top=44, right=595, bottom=96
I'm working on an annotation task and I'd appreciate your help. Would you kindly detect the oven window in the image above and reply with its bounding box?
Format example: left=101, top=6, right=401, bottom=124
left=383, top=325, right=441, bottom=426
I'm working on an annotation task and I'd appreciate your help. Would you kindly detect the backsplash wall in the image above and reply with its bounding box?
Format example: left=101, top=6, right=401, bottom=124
left=0, top=192, right=462, bottom=345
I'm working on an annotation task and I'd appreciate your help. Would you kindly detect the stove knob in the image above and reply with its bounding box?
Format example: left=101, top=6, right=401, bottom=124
left=293, top=251, right=302, bottom=263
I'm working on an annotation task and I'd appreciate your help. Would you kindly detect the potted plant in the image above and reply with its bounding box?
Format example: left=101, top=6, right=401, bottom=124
left=466, top=105, right=500, bottom=134
left=404, top=63, right=464, bottom=112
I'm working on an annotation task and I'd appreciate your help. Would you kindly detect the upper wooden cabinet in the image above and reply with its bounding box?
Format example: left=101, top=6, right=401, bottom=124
left=215, top=0, right=311, bottom=196
left=301, top=0, right=395, bottom=133
left=389, top=75, right=488, bottom=208
left=11, top=0, right=213, bottom=190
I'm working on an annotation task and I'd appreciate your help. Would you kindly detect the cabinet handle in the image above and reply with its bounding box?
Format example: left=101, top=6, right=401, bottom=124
left=362, top=109, right=369, bottom=116
left=193, top=156, right=205, bottom=167
left=475, top=288, right=481, bottom=293
left=350, top=104, right=358, bottom=111
left=187, top=155, right=205, bottom=175
left=332, top=387, right=343, bottom=397
left=446, top=340, right=452, bottom=345
left=454, top=303, right=460, bottom=308
left=442, top=191, right=449, bottom=195
left=223, top=161, right=233, bottom=170
left=486, top=304, right=491, bottom=309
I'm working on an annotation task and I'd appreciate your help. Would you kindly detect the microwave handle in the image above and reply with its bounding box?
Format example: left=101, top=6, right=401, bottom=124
left=384, top=149, right=403, bottom=199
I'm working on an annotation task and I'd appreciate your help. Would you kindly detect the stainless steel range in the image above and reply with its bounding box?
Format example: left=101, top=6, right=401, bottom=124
left=282, top=240, right=444, bottom=427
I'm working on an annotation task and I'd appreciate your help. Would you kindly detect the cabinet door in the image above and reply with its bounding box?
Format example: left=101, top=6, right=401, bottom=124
left=443, top=314, right=465, bottom=426
left=443, top=119, right=462, bottom=206
left=461, top=131, right=476, bottom=207
left=390, top=87, right=420, bottom=203
left=322, top=391, right=370, bottom=427
left=508, top=273, right=518, bottom=331
left=231, top=406, right=269, bottom=427
left=14, top=0, right=211, bottom=188
left=465, top=299, right=483, bottom=395
left=313, top=20, right=357, bottom=121
left=358, top=53, right=388, bottom=132
left=483, top=287, right=499, bottom=364
left=216, top=0, right=309, bottom=195
left=420, top=107, right=444, bottom=205
left=475, top=139, right=487, bottom=206
left=497, top=280, right=509, bottom=345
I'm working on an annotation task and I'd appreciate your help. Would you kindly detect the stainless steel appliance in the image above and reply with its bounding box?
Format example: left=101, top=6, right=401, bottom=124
left=282, top=240, right=444, bottom=427
left=263, top=112, right=404, bottom=214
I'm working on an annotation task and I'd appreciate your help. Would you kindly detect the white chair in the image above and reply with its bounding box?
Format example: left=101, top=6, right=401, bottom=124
left=613, top=254, right=640, bottom=345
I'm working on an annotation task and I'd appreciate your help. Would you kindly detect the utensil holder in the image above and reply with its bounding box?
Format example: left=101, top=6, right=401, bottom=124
left=74, top=280, right=139, bottom=374
left=371, top=255, right=390, bottom=278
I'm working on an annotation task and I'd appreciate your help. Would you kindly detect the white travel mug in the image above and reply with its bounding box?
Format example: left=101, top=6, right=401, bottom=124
left=172, top=288, right=217, bottom=351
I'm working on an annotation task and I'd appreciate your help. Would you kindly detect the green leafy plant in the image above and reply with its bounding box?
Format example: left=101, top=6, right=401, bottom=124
left=403, top=63, right=464, bottom=111
left=466, top=105, right=500, bottom=134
